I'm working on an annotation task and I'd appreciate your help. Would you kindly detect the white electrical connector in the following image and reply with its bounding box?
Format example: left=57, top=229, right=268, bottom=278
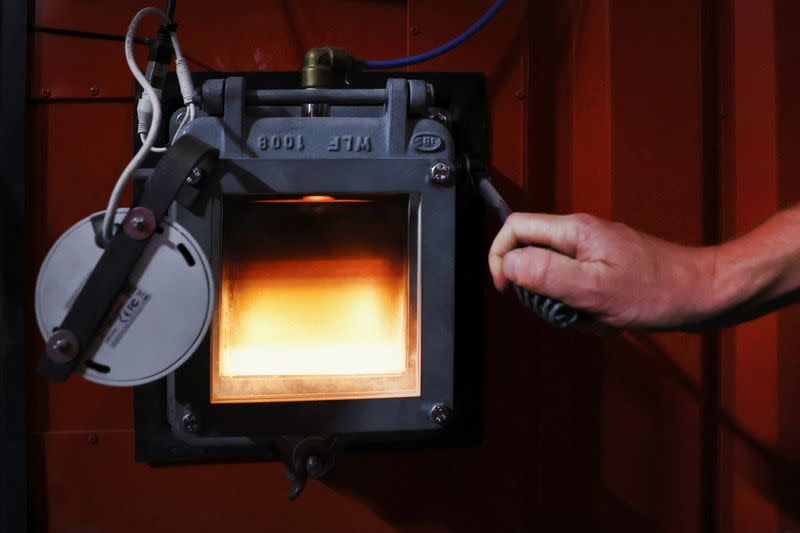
left=137, top=89, right=169, bottom=152
left=102, top=7, right=196, bottom=245
left=171, top=34, right=196, bottom=144
left=172, top=36, right=195, bottom=109
left=136, top=88, right=161, bottom=136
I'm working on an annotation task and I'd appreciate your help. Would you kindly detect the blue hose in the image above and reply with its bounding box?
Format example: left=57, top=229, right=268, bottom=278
left=363, top=0, right=508, bottom=70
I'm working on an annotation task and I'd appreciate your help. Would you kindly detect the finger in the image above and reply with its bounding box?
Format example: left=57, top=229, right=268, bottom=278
left=488, top=214, right=581, bottom=288
left=501, top=247, right=595, bottom=307
left=495, top=213, right=581, bottom=256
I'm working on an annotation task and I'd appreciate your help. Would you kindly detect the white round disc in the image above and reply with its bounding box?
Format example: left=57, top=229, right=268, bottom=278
left=35, top=209, right=214, bottom=386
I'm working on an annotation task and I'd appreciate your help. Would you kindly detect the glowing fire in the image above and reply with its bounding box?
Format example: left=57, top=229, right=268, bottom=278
left=211, top=194, right=420, bottom=404
left=218, top=258, right=407, bottom=377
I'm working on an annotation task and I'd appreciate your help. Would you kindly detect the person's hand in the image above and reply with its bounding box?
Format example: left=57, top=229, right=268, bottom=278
left=488, top=213, right=717, bottom=329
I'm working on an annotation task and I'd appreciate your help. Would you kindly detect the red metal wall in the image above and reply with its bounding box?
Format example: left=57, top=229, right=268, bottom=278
left=25, top=0, right=800, bottom=531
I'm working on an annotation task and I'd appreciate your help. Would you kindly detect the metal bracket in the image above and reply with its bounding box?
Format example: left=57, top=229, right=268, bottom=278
left=37, top=135, right=219, bottom=382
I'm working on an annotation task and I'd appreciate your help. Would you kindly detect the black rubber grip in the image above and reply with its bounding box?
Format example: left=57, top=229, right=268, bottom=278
left=512, top=261, right=581, bottom=328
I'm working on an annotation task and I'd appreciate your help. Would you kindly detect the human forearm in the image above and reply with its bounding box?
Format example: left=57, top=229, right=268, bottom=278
left=704, top=205, right=800, bottom=327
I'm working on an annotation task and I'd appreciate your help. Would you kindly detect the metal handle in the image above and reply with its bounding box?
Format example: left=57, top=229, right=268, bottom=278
left=473, top=171, right=582, bottom=328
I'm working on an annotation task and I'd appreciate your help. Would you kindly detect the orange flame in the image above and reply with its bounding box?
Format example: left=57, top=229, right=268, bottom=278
left=212, top=257, right=419, bottom=403
left=211, top=194, right=419, bottom=404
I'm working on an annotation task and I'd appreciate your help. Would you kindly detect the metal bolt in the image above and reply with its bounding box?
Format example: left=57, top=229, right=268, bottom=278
left=53, top=338, right=72, bottom=352
left=46, top=330, right=79, bottom=363
left=40, top=88, right=51, bottom=98
left=123, top=206, right=156, bottom=240
left=430, top=162, right=454, bottom=185
left=131, top=216, right=147, bottom=231
left=514, top=89, right=527, bottom=100
left=429, top=403, right=452, bottom=425
left=410, top=25, right=421, bottom=36
left=306, top=456, right=324, bottom=478
left=428, top=111, right=449, bottom=126
left=181, top=413, right=200, bottom=433
left=89, top=87, right=100, bottom=97
left=186, top=167, right=204, bottom=185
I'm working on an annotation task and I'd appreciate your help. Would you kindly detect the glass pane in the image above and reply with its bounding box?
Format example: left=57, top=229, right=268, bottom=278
left=212, top=194, right=420, bottom=403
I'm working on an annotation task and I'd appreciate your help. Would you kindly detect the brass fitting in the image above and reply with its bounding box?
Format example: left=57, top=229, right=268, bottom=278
left=301, top=47, right=364, bottom=88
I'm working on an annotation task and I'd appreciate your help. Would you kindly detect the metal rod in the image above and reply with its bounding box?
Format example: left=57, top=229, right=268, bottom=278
left=246, top=89, right=387, bottom=106
left=475, top=175, right=513, bottom=223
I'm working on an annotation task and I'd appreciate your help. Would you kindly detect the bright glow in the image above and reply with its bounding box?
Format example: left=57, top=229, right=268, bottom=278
left=218, top=258, right=407, bottom=377
left=211, top=194, right=420, bottom=404
left=254, top=196, right=369, bottom=204
left=300, top=195, right=336, bottom=202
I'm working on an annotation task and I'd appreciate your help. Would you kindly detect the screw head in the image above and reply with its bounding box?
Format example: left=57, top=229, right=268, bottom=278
left=122, top=207, right=156, bottom=240
left=54, top=339, right=72, bottom=352
left=306, top=456, right=323, bottom=478
left=131, top=216, right=147, bottom=230
left=428, top=111, right=449, bottom=126
left=430, top=162, right=454, bottom=185
left=46, top=330, right=79, bottom=363
left=40, top=88, right=52, bottom=98
left=89, top=87, right=100, bottom=97
left=186, top=167, right=204, bottom=185
left=181, top=413, right=200, bottom=433
left=429, top=403, right=452, bottom=425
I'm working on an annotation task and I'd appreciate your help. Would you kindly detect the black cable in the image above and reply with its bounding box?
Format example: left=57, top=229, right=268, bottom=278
left=167, top=0, right=176, bottom=20
left=30, top=25, right=152, bottom=45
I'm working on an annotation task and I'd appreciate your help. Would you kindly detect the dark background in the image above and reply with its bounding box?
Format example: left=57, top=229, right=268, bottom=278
left=7, top=0, right=800, bottom=531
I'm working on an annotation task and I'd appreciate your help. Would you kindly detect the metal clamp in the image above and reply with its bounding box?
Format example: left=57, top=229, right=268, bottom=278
left=37, top=136, right=219, bottom=382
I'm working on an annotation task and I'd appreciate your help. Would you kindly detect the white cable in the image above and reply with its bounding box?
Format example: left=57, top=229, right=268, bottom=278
left=142, top=133, right=168, bottom=152
left=147, top=100, right=193, bottom=152
left=102, top=7, right=170, bottom=244
left=171, top=35, right=195, bottom=107
left=166, top=33, right=196, bottom=146
left=103, top=7, right=195, bottom=245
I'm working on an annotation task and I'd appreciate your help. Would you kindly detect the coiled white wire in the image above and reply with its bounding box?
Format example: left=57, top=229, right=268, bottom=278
left=101, top=7, right=195, bottom=245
